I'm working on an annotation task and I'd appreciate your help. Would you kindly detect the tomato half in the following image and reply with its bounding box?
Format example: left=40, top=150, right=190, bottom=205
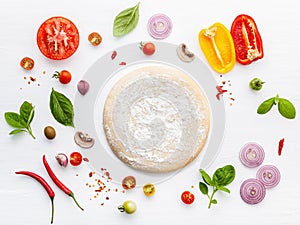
left=230, top=14, right=264, bottom=65
left=181, top=191, right=195, bottom=205
left=37, top=16, right=79, bottom=60
left=70, top=152, right=83, bottom=166
left=198, top=23, right=236, bottom=74
left=122, top=176, right=136, bottom=190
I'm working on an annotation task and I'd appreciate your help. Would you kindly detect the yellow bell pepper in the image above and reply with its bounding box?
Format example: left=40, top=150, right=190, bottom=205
left=198, top=22, right=236, bottom=74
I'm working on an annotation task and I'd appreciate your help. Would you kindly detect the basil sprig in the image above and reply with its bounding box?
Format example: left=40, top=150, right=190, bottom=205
left=257, top=94, right=296, bottom=119
left=4, top=101, right=36, bottom=139
left=113, top=2, right=140, bottom=37
left=199, top=165, right=235, bottom=208
left=50, top=88, right=74, bottom=127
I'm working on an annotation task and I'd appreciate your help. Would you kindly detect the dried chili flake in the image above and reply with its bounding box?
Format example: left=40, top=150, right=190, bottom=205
left=111, top=51, right=117, bottom=60
left=278, top=138, right=285, bottom=156
left=119, top=61, right=126, bottom=66
left=89, top=172, right=93, bottom=177
left=216, top=85, right=227, bottom=100
left=83, top=157, right=89, bottom=162
left=30, top=76, right=36, bottom=82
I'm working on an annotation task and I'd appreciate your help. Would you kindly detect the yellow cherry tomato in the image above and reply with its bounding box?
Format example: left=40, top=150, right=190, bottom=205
left=143, top=183, right=156, bottom=196
left=198, top=22, right=236, bottom=74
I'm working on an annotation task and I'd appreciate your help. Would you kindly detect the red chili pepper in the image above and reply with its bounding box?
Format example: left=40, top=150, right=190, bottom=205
left=15, top=171, right=55, bottom=224
left=42, top=155, right=84, bottom=211
left=278, top=138, right=285, bottom=156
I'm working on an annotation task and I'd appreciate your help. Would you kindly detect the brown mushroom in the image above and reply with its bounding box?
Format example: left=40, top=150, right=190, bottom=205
left=74, top=131, right=95, bottom=149
left=176, top=43, right=195, bottom=62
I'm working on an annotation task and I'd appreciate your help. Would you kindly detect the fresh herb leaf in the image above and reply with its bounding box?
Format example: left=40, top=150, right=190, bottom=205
left=213, top=165, right=235, bottom=187
left=199, top=182, right=208, bottom=195
left=50, top=88, right=74, bottom=127
left=113, top=2, right=140, bottom=37
left=278, top=98, right=296, bottom=119
left=199, top=165, right=235, bottom=208
left=199, top=169, right=214, bottom=185
left=257, top=94, right=296, bottom=119
left=257, top=97, right=275, bottom=114
left=4, top=101, right=35, bottom=139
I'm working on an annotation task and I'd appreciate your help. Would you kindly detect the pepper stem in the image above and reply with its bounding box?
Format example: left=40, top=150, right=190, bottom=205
left=69, top=192, right=84, bottom=211
left=50, top=197, right=54, bottom=224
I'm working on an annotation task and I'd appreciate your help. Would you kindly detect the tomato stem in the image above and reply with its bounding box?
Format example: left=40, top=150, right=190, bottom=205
left=69, top=192, right=84, bottom=211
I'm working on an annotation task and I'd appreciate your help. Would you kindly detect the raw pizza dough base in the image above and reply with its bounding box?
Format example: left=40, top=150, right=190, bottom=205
left=103, top=65, right=210, bottom=173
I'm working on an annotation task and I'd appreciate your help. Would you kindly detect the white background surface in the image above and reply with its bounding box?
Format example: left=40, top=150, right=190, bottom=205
left=1, top=0, right=299, bottom=224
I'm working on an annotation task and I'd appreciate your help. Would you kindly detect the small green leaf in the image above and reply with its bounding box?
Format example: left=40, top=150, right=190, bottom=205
left=199, top=182, right=208, bottom=195
left=218, top=186, right=230, bottom=193
left=213, top=165, right=235, bottom=187
left=19, top=101, right=34, bottom=124
left=257, top=97, right=275, bottom=114
left=211, top=199, right=217, bottom=204
left=4, top=112, right=26, bottom=128
left=278, top=98, right=296, bottom=119
left=50, top=88, right=74, bottom=127
left=199, top=169, right=213, bottom=186
left=113, top=2, right=140, bottom=37
left=9, top=129, right=26, bottom=135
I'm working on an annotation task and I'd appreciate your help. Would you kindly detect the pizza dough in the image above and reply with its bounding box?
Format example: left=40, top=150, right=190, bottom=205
left=103, top=65, right=210, bottom=173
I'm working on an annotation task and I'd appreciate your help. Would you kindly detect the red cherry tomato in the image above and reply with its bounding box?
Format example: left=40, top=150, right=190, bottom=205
left=88, top=32, right=102, bottom=46
left=37, top=16, right=79, bottom=60
left=53, top=70, right=72, bottom=84
left=181, top=191, right=195, bottom=205
left=20, top=57, right=34, bottom=70
left=140, top=42, right=156, bottom=55
left=230, top=14, right=263, bottom=65
left=122, top=176, right=136, bottom=190
left=70, top=152, right=83, bottom=166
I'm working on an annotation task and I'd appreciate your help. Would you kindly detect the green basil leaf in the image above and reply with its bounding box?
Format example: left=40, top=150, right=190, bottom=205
left=4, top=112, right=26, bottom=128
left=50, top=88, right=74, bottom=127
left=19, top=101, right=35, bottom=126
left=113, top=2, right=140, bottom=37
left=211, top=199, right=217, bottom=204
left=257, top=97, right=275, bottom=114
left=9, top=129, right=26, bottom=135
left=199, top=169, right=213, bottom=186
left=199, top=182, right=208, bottom=195
left=218, top=186, right=230, bottom=194
left=212, top=165, right=235, bottom=187
left=278, top=98, right=296, bottom=119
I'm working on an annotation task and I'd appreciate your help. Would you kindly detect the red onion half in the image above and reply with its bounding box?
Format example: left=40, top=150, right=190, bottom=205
left=240, top=178, right=266, bottom=204
left=147, top=13, right=172, bottom=39
left=256, top=165, right=281, bottom=189
left=239, top=142, right=265, bottom=168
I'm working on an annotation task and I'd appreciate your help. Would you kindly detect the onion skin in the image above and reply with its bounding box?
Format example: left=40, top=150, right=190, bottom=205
left=240, top=178, right=266, bottom=204
left=239, top=142, right=265, bottom=168
left=256, top=165, right=281, bottom=189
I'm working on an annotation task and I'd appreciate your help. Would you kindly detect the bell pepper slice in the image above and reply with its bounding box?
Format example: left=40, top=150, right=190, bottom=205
left=198, top=22, right=236, bottom=74
left=230, top=14, right=264, bottom=65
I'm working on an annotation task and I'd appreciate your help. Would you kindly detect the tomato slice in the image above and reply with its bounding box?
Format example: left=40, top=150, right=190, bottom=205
left=230, top=14, right=264, bottom=65
left=37, top=16, right=79, bottom=60
left=198, top=23, right=236, bottom=74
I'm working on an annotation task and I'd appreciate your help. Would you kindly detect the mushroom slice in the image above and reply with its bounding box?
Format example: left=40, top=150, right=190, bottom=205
left=74, top=131, right=95, bottom=149
left=176, top=43, right=195, bottom=62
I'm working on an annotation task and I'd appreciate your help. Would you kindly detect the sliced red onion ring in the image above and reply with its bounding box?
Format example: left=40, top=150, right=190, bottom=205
left=239, top=142, right=265, bottom=168
left=256, top=165, right=281, bottom=189
left=147, top=13, right=172, bottom=39
left=240, top=178, right=266, bottom=204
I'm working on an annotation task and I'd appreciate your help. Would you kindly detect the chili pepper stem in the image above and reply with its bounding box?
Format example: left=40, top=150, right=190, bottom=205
left=70, top=192, right=84, bottom=211
left=50, top=197, right=54, bottom=224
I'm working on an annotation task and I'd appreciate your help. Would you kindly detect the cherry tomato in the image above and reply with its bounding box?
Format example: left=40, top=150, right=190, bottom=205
left=140, top=42, right=156, bottom=55
left=118, top=200, right=137, bottom=214
left=70, top=152, right=83, bottom=166
left=37, top=16, right=79, bottom=60
left=20, top=57, right=34, bottom=70
left=88, top=32, right=102, bottom=46
left=53, top=70, right=72, bottom=84
left=231, top=14, right=264, bottom=65
left=122, top=176, right=136, bottom=190
left=181, top=191, right=195, bottom=205
left=143, top=183, right=156, bottom=196
left=249, top=78, right=264, bottom=91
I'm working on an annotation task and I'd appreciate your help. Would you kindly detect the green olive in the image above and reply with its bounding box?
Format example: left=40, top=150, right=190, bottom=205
left=249, top=78, right=264, bottom=91
left=44, top=126, right=56, bottom=140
